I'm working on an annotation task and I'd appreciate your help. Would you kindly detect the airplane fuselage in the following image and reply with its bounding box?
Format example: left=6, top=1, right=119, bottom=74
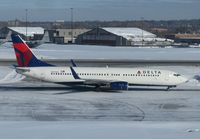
left=11, top=34, right=188, bottom=91
left=16, top=67, right=187, bottom=89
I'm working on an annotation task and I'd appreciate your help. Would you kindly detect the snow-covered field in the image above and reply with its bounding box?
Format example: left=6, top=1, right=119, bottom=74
left=0, top=122, right=200, bottom=139
left=0, top=66, right=200, bottom=122
left=1, top=42, right=200, bottom=60
left=1, top=43, right=200, bottom=138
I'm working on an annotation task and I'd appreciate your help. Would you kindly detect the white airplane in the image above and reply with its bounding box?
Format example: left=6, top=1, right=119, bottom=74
left=26, top=30, right=50, bottom=48
left=11, top=34, right=187, bottom=91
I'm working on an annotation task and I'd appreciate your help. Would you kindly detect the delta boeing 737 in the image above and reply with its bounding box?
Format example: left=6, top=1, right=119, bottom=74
left=11, top=34, right=187, bottom=90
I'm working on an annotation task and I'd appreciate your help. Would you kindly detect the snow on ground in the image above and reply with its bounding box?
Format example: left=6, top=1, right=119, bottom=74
left=0, top=66, right=25, bottom=84
left=0, top=81, right=200, bottom=121
left=0, top=66, right=12, bottom=79
left=1, top=42, right=200, bottom=60
left=0, top=122, right=200, bottom=139
left=1, top=43, right=200, bottom=138
left=0, top=69, right=25, bottom=84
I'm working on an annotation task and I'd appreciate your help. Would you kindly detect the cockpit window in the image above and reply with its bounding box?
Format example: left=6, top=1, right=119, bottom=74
left=174, top=74, right=181, bottom=77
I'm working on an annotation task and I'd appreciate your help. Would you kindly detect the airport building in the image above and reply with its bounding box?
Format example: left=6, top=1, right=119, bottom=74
left=168, top=34, right=200, bottom=45
left=53, top=29, right=90, bottom=44
left=0, top=26, right=45, bottom=41
left=76, top=27, right=173, bottom=46
left=0, top=27, right=89, bottom=44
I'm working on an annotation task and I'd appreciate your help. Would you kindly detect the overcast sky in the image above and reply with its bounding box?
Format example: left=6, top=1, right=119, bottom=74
left=0, top=0, right=199, bottom=21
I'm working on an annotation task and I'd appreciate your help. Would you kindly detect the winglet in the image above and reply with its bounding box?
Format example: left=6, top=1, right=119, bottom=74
left=70, top=67, right=80, bottom=79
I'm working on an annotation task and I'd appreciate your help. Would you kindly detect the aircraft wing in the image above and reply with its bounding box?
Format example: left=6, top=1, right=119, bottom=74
left=83, top=78, right=118, bottom=85
left=70, top=67, right=128, bottom=90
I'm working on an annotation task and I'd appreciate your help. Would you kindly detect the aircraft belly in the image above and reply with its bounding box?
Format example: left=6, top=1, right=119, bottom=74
left=47, top=76, right=78, bottom=82
left=128, top=77, right=173, bottom=86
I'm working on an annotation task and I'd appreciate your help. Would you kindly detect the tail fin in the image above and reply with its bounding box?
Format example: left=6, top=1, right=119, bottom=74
left=41, top=30, right=50, bottom=43
left=11, top=34, right=53, bottom=67
left=5, top=31, right=12, bottom=41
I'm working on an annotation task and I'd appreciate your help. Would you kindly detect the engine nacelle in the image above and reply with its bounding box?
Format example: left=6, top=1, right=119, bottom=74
left=110, top=82, right=128, bottom=90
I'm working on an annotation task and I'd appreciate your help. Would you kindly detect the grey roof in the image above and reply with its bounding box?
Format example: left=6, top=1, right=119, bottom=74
left=102, top=27, right=156, bottom=40
left=8, top=27, right=44, bottom=37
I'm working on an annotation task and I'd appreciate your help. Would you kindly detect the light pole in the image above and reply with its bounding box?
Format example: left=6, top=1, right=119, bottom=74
left=25, top=9, right=28, bottom=41
left=70, top=8, right=74, bottom=43
left=141, top=17, right=144, bottom=46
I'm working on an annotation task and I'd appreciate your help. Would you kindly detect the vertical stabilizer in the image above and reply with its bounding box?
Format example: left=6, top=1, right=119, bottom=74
left=11, top=34, right=53, bottom=67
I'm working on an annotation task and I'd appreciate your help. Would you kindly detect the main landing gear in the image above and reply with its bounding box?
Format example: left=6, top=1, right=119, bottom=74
left=94, top=84, right=101, bottom=91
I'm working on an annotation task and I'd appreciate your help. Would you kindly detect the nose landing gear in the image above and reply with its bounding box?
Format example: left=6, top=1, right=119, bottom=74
left=166, top=85, right=176, bottom=91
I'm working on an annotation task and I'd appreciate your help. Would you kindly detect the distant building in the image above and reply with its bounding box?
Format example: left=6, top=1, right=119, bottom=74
left=53, top=20, right=65, bottom=25
left=151, top=28, right=168, bottom=33
left=53, top=29, right=89, bottom=44
left=8, top=19, right=21, bottom=27
left=76, top=27, right=173, bottom=46
left=0, top=26, right=44, bottom=41
left=45, top=29, right=56, bottom=43
left=175, top=34, right=200, bottom=44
